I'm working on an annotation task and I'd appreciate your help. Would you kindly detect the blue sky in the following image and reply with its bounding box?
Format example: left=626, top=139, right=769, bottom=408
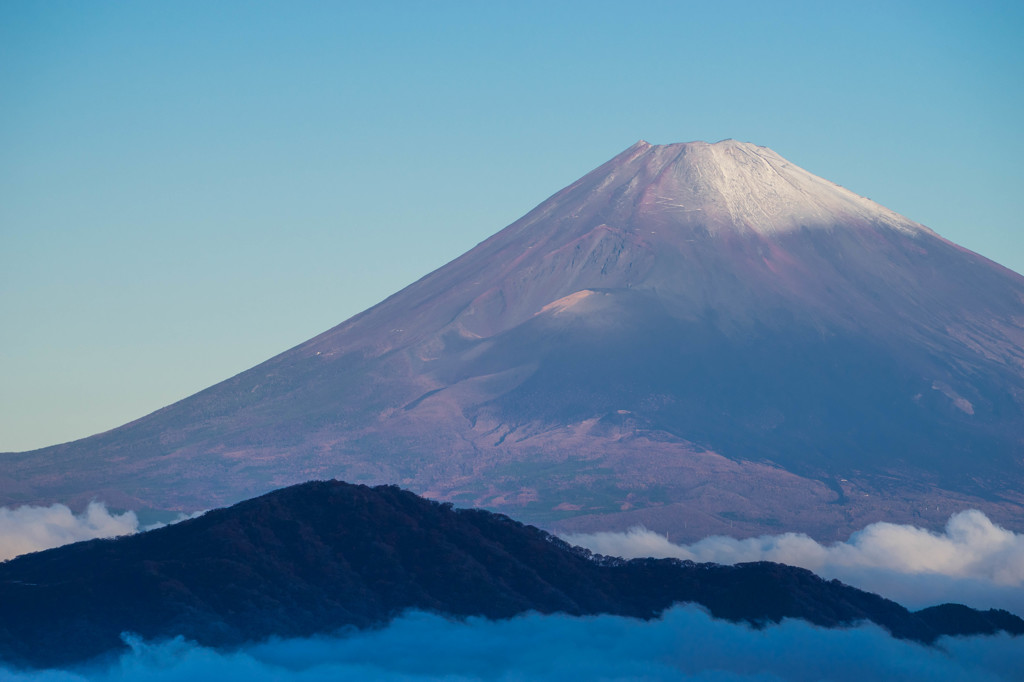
left=1, top=1, right=1022, bottom=452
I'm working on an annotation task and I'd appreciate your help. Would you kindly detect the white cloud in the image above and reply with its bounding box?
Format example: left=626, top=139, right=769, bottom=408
left=0, top=503, right=204, bottom=562
left=0, top=607, right=1019, bottom=681
left=0, top=502, right=139, bottom=562
left=562, top=510, right=1024, bottom=615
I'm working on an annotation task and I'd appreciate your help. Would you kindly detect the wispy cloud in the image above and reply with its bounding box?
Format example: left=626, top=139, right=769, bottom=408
left=0, top=502, right=138, bottom=562
left=0, top=503, right=204, bottom=562
left=563, top=510, right=1024, bottom=615
left=1, top=606, right=1020, bottom=681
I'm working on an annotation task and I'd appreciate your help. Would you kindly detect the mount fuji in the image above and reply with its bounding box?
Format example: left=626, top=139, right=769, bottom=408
left=5, top=140, right=1023, bottom=540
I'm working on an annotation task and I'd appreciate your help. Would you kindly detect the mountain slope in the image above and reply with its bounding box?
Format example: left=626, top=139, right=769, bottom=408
left=1, top=480, right=1019, bottom=669
left=3, top=140, right=1023, bottom=539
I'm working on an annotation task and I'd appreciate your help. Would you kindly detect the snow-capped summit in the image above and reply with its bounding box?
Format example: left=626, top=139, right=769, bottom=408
left=602, top=139, right=927, bottom=237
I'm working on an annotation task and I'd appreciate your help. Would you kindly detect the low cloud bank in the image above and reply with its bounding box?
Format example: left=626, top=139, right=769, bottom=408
left=0, top=502, right=138, bottom=562
left=0, top=503, right=204, bottom=562
left=563, top=510, right=1024, bottom=615
left=1, top=606, right=1020, bottom=681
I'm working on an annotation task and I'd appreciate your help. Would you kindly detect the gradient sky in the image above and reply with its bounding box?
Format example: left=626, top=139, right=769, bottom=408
left=2, top=1, right=1022, bottom=452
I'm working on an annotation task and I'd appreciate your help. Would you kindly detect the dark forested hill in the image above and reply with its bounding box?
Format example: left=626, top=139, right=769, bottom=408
left=0, top=480, right=1019, bottom=668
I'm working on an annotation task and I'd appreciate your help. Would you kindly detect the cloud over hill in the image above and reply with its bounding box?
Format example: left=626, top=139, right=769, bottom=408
left=564, top=510, right=1024, bottom=615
